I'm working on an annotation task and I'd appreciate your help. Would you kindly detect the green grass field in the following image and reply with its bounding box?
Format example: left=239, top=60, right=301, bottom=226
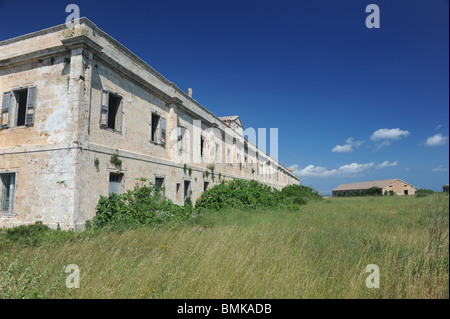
left=1, top=193, right=448, bottom=299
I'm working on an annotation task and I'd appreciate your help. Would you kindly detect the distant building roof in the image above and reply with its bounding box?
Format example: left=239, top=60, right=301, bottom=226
left=332, top=179, right=412, bottom=191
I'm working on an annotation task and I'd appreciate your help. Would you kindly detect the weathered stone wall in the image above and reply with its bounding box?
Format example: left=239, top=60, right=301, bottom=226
left=1, top=18, right=299, bottom=230
left=0, top=27, right=83, bottom=229
left=383, top=179, right=416, bottom=196
left=0, top=148, right=78, bottom=229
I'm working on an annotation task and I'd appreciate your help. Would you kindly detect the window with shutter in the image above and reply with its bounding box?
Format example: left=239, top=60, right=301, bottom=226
left=100, top=90, right=109, bottom=128
left=0, top=173, right=15, bottom=214
left=1, top=92, right=12, bottom=129
left=151, top=112, right=161, bottom=143
left=109, top=173, right=123, bottom=195
left=15, top=89, right=29, bottom=127
left=100, top=90, right=123, bottom=132
left=25, top=86, right=36, bottom=126
left=160, top=117, right=166, bottom=146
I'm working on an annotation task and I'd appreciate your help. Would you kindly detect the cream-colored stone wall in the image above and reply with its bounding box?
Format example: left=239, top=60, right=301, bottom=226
left=383, top=179, right=415, bottom=196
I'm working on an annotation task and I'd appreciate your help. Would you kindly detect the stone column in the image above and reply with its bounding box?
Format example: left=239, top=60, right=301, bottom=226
left=68, top=48, right=85, bottom=142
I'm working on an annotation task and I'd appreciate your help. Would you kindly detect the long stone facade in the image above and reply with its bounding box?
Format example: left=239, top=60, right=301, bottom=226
left=0, top=18, right=299, bottom=230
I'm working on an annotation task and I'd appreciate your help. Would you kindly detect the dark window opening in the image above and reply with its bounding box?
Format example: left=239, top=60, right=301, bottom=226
left=1, top=173, right=15, bottom=213
left=184, top=181, right=191, bottom=201
left=404, top=190, right=408, bottom=195
left=107, top=94, right=122, bottom=130
left=200, top=136, right=205, bottom=157
left=109, top=173, right=123, bottom=195
left=155, top=177, right=165, bottom=195
left=15, top=89, right=28, bottom=127
left=151, top=113, right=161, bottom=143
left=204, top=182, right=209, bottom=192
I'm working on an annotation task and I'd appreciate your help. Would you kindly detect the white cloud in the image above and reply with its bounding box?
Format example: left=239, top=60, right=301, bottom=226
left=370, top=128, right=411, bottom=142
left=370, top=128, right=410, bottom=151
left=332, top=144, right=353, bottom=153
left=435, top=124, right=442, bottom=130
left=332, top=137, right=365, bottom=153
left=425, top=134, right=448, bottom=147
left=376, top=161, right=398, bottom=169
left=432, top=165, right=449, bottom=172
left=293, top=160, right=397, bottom=179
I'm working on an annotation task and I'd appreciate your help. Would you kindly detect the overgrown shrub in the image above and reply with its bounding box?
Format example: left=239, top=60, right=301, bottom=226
left=195, top=179, right=280, bottom=212
left=360, top=187, right=382, bottom=197
left=416, top=189, right=435, bottom=198
left=195, top=179, right=321, bottom=212
left=5, top=222, right=51, bottom=247
left=277, top=184, right=322, bottom=206
left=88, top=178, right=322, bottom=229
left=87, top=178, right=191, bottom=229
left=278, top=184, right=322, bottom=200
left=3, top=222, right=83, bottom=247
left=345, top=191, right=360, bottom=197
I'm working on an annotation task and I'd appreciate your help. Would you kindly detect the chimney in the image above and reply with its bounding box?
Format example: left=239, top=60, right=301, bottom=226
left=188, top=88, right=193, bottom=98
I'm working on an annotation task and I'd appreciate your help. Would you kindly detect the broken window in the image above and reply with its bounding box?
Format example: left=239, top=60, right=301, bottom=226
left=151, top=112, right=166, bottom=146
left=0, top=173, right=15, bottom=214
left=184, top=180, right=192, bottom=202
left=200, top=135, right=205, bottom=158
left=1, top=87, right=36, bottom=129
left=155, top=177, right=165, bottom=195
left=100, top=90, right=123, bottom=132
left=109, top=173, right=123, bottom=195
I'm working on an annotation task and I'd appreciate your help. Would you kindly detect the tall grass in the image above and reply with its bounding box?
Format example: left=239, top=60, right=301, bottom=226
left=0, top=193, right=448, bottom=299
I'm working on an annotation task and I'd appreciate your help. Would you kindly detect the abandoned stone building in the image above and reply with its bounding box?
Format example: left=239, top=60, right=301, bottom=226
left=0, top=18, right=299, bottom=230
left=332, top=179, right=416, bottom=197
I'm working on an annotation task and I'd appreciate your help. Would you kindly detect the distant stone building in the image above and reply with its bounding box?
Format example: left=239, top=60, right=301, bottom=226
left=332, top=179, right=416, bottom=197
left=0, top=18, right=299, bottom=229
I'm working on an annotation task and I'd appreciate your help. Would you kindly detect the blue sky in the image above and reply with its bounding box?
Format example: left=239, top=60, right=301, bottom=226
left=0, top=0, right=448, bottom=194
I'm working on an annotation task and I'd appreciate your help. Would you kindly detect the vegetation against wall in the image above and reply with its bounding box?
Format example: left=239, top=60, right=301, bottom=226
left=87, top=178, right=322, bottom=229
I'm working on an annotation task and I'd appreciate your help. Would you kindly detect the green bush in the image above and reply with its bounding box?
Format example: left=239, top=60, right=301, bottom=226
left=3, top=222, right=83, bottom=247
left=87, top=178, right=190, bottom=229
left=278, top=184, right=322, bottom=200
left=5, top=222, right=51, bottom=247
left=360, top=187, right=382, bottom=197
left=416, top=189, right=435, bottom=198
left=88, top=178, right=322, bottom=229
left=345, top=191, right=360, bottom=197
left=195, top=179, right=320, bottom=213
left=195, top=179, right=280, bottom=212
